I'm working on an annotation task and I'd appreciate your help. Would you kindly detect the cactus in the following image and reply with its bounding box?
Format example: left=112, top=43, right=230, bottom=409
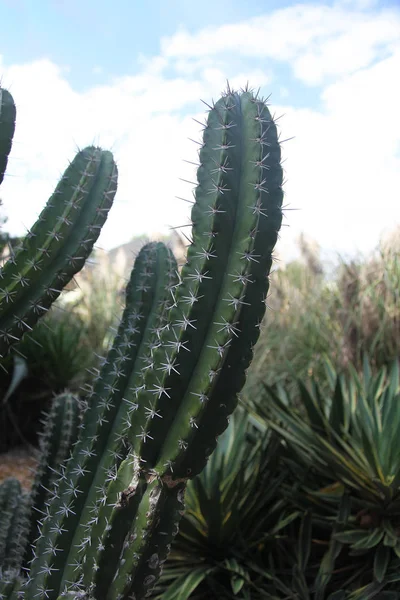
left=0, top=478, right=28, bottom=573
left=1, top=86, right=284, bottom=600
left=24, top=240, right=180, bottom=599
left=0, top=88, right=118, bottom=360
left=23, top=392, right=81, bottom=568
left=0, top=88, right=16, bottom=186
left=0, top=393, right=81, bottom=588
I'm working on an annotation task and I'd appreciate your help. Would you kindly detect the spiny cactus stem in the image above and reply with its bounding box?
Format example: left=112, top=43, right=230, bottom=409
left=25, top=243, right=179, bottom=598
left=131, top=90, right=283, bottom=480
left=0, top=146, right=118, bottom=358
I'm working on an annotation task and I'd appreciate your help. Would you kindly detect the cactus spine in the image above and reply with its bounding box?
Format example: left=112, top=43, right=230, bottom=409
left=0, top=89, right=118, bottom=360
left=1, top=86, right=284, bottom=600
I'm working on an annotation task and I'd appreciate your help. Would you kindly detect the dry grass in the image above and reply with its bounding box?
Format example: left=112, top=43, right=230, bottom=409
left=244, top=228, right=400, bottom=397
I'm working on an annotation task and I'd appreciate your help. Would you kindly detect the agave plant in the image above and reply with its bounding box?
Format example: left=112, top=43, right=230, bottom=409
left=151, top=409, right=298, bottom=599
left=244, top=357, right=400, bottom=597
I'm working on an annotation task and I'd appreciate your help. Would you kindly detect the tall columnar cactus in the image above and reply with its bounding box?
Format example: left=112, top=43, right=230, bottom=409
left=2, top=86, right=284, bottom=600
left=24, top=241, right=181, bottom=599
left=0, top=87, right=118, bottom=360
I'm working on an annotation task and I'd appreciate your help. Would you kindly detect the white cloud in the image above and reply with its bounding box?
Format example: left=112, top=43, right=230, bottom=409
left=160, top=2, right=400, bottom=84
left=275, top=49, right=400, bottom=258
left=0, top=0, right=399, bottom=262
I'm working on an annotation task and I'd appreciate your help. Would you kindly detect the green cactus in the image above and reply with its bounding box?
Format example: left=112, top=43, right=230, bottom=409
left=23, top=392, right=81, bottom=568
left=0, top=88, right=16, bottom=186
left=1, top=86, right=284, bottom=600
left=24, top=240, right=180, bottom=599
left=0, top=478, right=27, bottom=573
left=0, top=393, right=81, bottom=589
left=0, top=88, right=118, bottom=360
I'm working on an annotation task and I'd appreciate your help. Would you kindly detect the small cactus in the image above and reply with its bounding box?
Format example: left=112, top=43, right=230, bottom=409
left=23, top=392, right=81, bottom=568
left=0, top=478, right=27, bottom=572
left=0, top=86, right=285, bottom=600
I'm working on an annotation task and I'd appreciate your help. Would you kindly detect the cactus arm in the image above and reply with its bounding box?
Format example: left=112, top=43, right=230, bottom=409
left=176, top=95, right=283, bottom=477
left=132, top=89, right=283, bottom=479
left=0, top=88, right=16, bottom=186
left=24, top=243, right=179, bottom=598
left=0, top=146, right=118, bottom=358
left=23, top=392, right=81, bottom=568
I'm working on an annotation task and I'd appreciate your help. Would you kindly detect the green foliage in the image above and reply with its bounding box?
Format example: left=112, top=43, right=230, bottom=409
left=151, top=411, right=297, bottom=599
left=15, top=310, right=94, bottom=391
left=0, top=294, right=114, bottom=452
left=0, top=86, right=284, bottom=600
left=245, top=232, right=400, bottom=397
left=244, top=357, right=400, bottom=596
left=63, top=251, right=123, bottom=358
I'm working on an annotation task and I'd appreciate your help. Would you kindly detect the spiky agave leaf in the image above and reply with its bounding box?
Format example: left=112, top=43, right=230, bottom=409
left=246, top=357, right=400, bottom=594
left=16, top=309, right=94, bottom=390
left=151, top=410, right=296, bottom=600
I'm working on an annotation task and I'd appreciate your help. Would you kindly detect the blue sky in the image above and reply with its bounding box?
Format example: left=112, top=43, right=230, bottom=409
left=1, top=0, right=326, bottom=84
left=1, top=0, right=322, bottom=106
left=2, top=0, right=285, bottom=80
left=1, top=0, right=399, bottom=261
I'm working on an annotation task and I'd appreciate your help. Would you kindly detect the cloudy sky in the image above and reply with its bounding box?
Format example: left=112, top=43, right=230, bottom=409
left=0, top=0, right=399, bottom=262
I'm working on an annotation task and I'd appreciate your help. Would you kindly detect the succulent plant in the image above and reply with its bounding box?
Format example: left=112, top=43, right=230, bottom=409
left=246, top=357, right=400, bottom=597
left=0, top=88, right=118, bottom=361
left=22, top=392, right=81, bottom=568
left=0, top=85, right=284, bottom=599
left=151, top=409, right=297, bottom=600
left=0, top=89, right=16, bottom=186
left=0, top=477, right=29, bottom=575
